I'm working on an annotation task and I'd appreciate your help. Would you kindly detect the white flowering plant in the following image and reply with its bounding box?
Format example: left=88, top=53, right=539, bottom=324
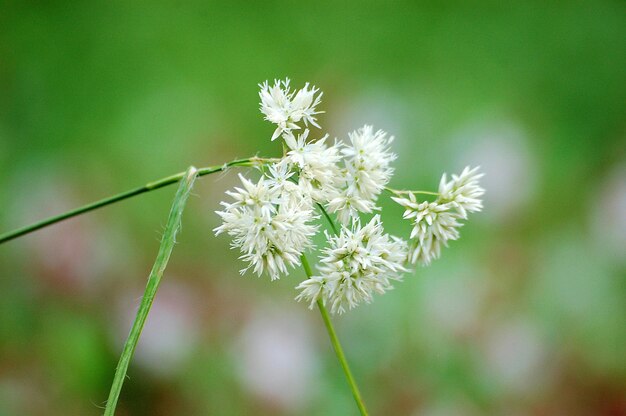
left=217, top=79, right=484, bottom=314
left=0, top=78, right=484, bottom=416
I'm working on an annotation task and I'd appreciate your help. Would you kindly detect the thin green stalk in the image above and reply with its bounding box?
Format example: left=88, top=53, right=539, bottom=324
left=0, top=157, right=274, bottom=244
left=316, top=203, right=340, bottom=237
left=301, top=254, right=369, bottom=416
left=316, top=202, right=339, bottom=235
left=104, top=166, right=198, bottom=416
left=384, top=186, right=440, bottom=197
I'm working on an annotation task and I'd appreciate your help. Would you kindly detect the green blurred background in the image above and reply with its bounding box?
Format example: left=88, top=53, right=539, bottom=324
left=1, top=2, right=625, bottom=415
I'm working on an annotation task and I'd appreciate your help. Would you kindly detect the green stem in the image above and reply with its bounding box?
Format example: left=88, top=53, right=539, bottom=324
left=104, top=166, right=198, bottom=416
left=301, top=254, right=369, bottom=416
left=384, top=187, right=440, bottom=197
left=0, top=157, right=275, bottom=244
left=316, top=202, right=339, bottom=235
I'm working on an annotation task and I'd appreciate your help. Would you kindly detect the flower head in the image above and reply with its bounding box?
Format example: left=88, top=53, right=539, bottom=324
left=392, top=166, right=484, bottom=265
left=215, top=173, right=318, bottom=280
left=393, top=193, right=462, bottom=265
left=285, top=130, right=343, bottom=204
left=327, top=125, right=396, bottom=223
left=438, top=166, right=485, bottom=219
left=259, top=78, right=323, bottom=141
left=295, top=215, right=408, bottom=314
left=342, top=125, right=396, bottom=201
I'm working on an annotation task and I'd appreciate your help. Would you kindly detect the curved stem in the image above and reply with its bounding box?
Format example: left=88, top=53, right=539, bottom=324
left=104, top=166, right=198, bottom=415
left=316, top=203, right=339, bottom=235
left=0, top=157, right=276, bottom=244
left=300, top=255, right=369, bottom=416
left=384, top=186, right=440, bottom=197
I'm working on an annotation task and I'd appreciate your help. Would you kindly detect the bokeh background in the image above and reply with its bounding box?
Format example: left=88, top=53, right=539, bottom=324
left=1, top=2, right=625, bottom=415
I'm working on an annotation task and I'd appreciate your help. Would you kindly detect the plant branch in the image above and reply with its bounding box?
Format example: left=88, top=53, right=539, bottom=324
left=0, top=157, right=276, bottom=245
left=316, top=202, right=339, bottom=235
left=384, top=186, right=440, bottom=197
left=300, top=254, right=369, bottom=416
left=104, top=166, right=198, bottom=416
left=313, top=204, right=369, bottom=414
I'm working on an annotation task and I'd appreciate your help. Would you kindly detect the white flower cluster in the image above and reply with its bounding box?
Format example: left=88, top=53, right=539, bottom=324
left=328, top=126, right=396, bottom=224
left=215, top=78, right=484, bottom=313
left=259, top=79, right=323, bottom=140
left=392, top=166, right=485, bottom=265
left=283, top=130, right=342, bottom=203
left=259, top=79, right=397, bottom=224
left=295, top=216, right=408, bottom=314
left=214, top=172, right=318, bottom=281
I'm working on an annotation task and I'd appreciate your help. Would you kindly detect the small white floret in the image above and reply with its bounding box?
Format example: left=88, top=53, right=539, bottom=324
left=295, top=215, right=409, bottom=314
left=259, top=79, right=323, bottom=141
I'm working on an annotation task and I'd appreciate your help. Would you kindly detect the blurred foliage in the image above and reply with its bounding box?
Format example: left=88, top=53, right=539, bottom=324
left=1, top=1, right=625, bottom=415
